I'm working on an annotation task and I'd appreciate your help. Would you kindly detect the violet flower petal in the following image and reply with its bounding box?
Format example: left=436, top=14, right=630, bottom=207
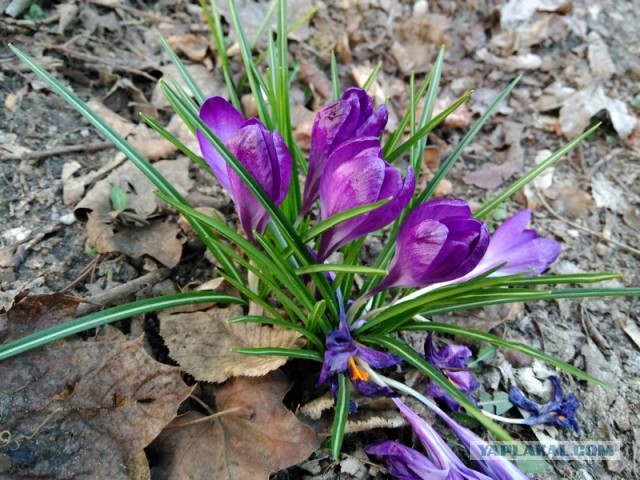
left=508, top=376, right=580, bottom=433
left=373, top=199, right=489, bottom=292
left=393, top=399, right=493, bottom=480
left=365, top=441, right=450, bottom=480
left=317, top=138, right=414, bottom=261
left=197, top=96, right=246, bottom=192
left=434, top=406, right=530, bottom=480
left=302, top=88, right=388, bottom=215
left=226, top=124, right=292, bottom=240
left=468, top=209, right=561, bottom=278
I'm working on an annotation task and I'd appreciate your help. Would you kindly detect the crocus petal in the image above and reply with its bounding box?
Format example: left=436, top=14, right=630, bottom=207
left=393, top=399, right=493, bottom=480
left=508, top=376, right=580, bottom=433
left=355, top=343, right=403, bottom=369
left=426, top=334, right=473, bottom=369
left=197, top=96, right=246, bottom=192
left=302, top=88, right=388, bottom=215
left=436, top=410, right=530, bottom=480
left=487, top=238, right=561, bottom=276
left=365, top=441, right=450, bottom=480
left=466, top=209, right=560, bottom=278
left=373, top=199, right=489, bottom=292
left=353, top=380, right=398, bottom=398
left=317, top=138, right=414, bottom=261
left=226, top=124, right=291, bottom=240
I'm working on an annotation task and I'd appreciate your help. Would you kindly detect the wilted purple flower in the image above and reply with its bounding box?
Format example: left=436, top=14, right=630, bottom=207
left=425, top=334, right=480, bottom=412
left=197, top=96, right=291, bottom=241
left=433, top=402, right=530, bottom=480
left=372, top=199, right=490, bottom=293
left=366, top=398, right=493, bottom=480
left=316, top=137, right=415, bottom=262
left=466, top=209, right=561, bottom=278
left=317, top=293, right=401, bottom=407
left=508, top=376, right=580, bottom=433
left=301, top=87, right=388, bottom=215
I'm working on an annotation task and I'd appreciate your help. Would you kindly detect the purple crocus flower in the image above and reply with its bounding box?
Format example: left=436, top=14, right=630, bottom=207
left=317, top=293, right=401, bottom=407
left=508, top=376, right=580, bottom=433
left=366, top=398, right=493, bottom=480
left=425, top=334, right=480, bottom=412
left=316, top=137, right=415, bottom=262
left=466, top=209, right=561, bottom=278
left=397, top=209, right=561, bottom=304
left=301, top=87, right=388, bottom=216
left=197, top=96, right=291, bottom=241
left=372, top=199, right=490, bottom=294
left=433, top=402, right=530, bottom=480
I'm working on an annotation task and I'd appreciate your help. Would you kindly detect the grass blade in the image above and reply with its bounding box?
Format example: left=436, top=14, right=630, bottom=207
left=331, top=51, right=340, bottom=100
left=158, top=34, right=205, bottom=105
left=363, top=61, right=382, bottom=91
left=232, top=347, right=322, bottom=362
left=362, top=334, right=515, bottom=441
left=331, top=373, right=350, bottom=459
left=0, top=292, right=245, bottom=361
left=301, top=198, right=392, bottom=243
left=201, top=0, right=241, bottom=109
left=294, top=265, right=388, bottom=276
left=417, top=75, right=521, bottom=204
left=474, top=123, right=601, bottom=219
left=401, top=322, right=614, bottom=389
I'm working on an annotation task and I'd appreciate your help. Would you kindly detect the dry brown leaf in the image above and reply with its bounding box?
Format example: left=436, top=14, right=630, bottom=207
left=86, top=100, right=175, bottom=160
left=168, top=33, right=209, bottom=62
left=620, top=318, right=640, bottom=351
left=151, top=63, right=225, bottom=110
left=74, top=158, right=191, bottom=267
left=0, top=293, right=192, bottom=479
left=159, top=304, right=304, bottom=383
left=591, top=174, right=629, bottom=214
left=462, top=159, right=523, bottom=189
left=150, top=371, right=318, bottom=480
left=559, top=85, right=637, bottom=139
left=87, top=215, right=183, bottom=268
left=548, top=183, right=596, bottom=219
left=587, top=31, right=616, bottom=82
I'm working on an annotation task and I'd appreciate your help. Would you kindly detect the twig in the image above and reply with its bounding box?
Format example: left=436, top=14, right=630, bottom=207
left=535, top=188, right=640, bottom=257
left=60, top=254, right=103, bottom=293
left=0, top=141, right=113, bottom=162
left=37, top=44, right=157, bottom=81
left=76, top=268, right=171, bottom=316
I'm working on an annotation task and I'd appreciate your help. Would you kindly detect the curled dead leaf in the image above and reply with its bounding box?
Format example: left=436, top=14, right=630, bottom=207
left=159, top=304, right=304, bottom=383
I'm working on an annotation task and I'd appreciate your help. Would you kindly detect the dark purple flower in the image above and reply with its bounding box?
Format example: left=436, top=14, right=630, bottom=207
left=425, top=334, right=480, bottom=412
left=317, top=293, right=401, bottom=407
left=466, top=209, right=561, bottom=278
left=508, top=376, right=580, bottom=433
left=433, top=402, right=530, bottom=480
left=301, top=87, right=388, bottom=215
left=372, top=199, right=490, bottom=293
left=197, top=96, right=291, bottom=241
left=316, top=137, right=415, bottom=261
left=366, top=398, right=493, bottom=480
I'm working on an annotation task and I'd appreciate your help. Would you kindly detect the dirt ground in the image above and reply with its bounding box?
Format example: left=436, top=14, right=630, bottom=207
left=1, top=0, right=639, bottom=479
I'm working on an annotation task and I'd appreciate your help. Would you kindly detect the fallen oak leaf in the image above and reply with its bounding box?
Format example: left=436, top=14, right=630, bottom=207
left=159, top=304, right=304, bottom=383
left=150, top=371, right=319, bottom=480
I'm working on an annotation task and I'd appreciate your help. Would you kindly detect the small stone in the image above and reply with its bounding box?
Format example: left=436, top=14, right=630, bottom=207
left=60, top=213, right=76, bottom=225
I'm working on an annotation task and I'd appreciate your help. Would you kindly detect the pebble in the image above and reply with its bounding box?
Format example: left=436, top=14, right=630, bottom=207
left=60, top=213, right=76, bottom=225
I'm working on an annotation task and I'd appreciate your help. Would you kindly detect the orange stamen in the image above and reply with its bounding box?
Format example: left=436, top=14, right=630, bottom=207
left=348, top=357, right=369, bottom=381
